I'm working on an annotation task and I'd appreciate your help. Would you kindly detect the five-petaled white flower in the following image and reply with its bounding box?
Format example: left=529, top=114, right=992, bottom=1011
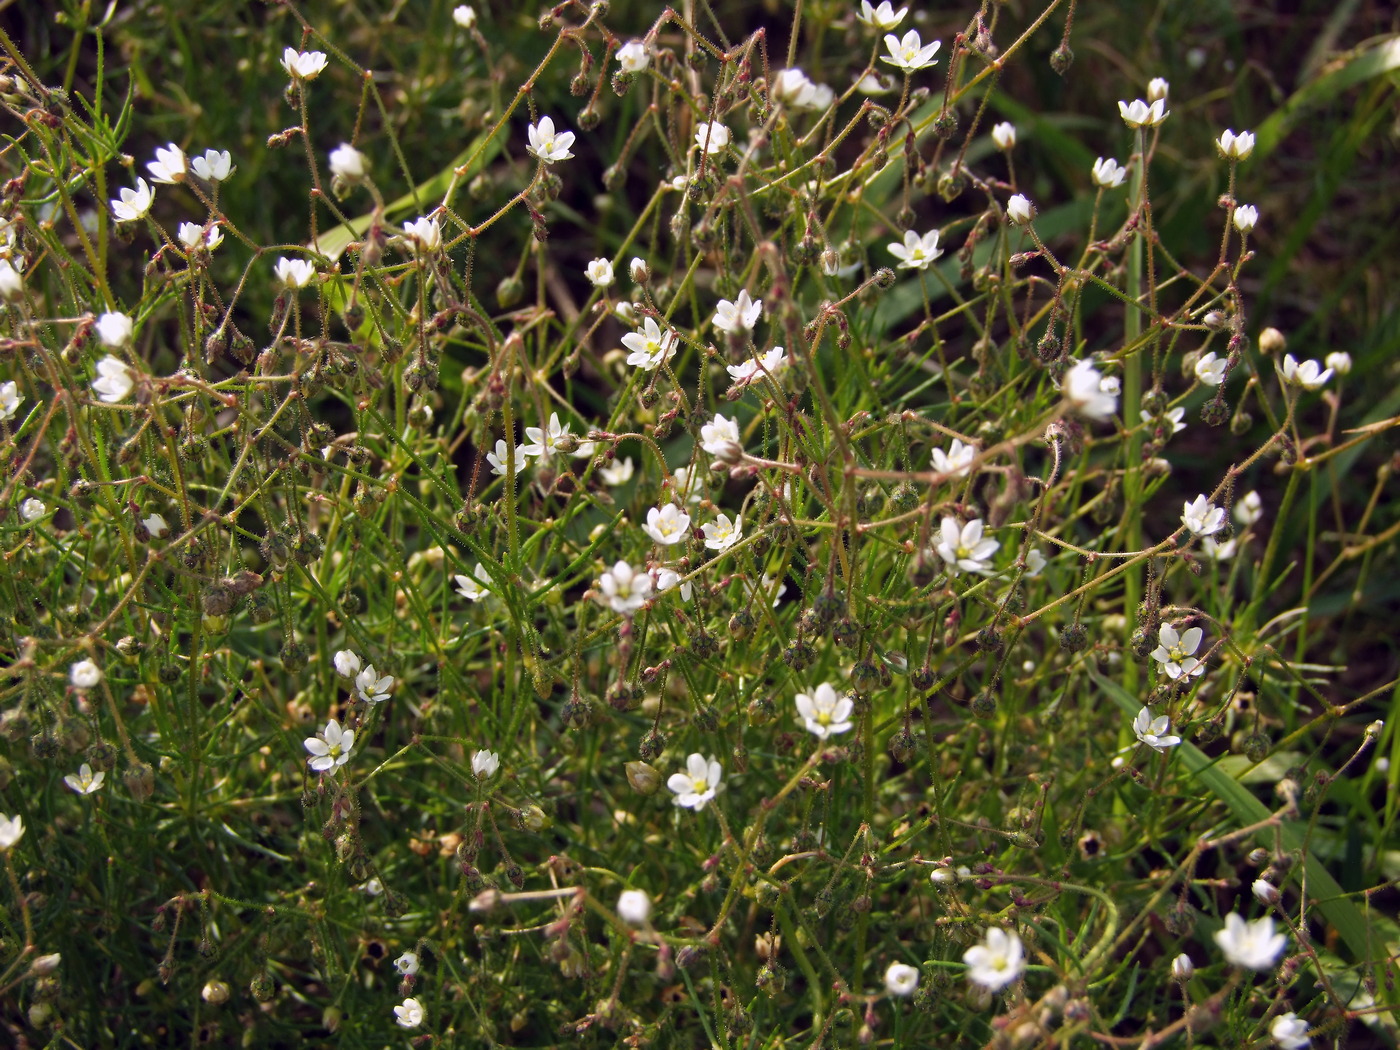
left=702, top=513, right=743, bottom=552
left=795, top=682, right=854, bottom=739
left=454, top=564, right=491, bottom=601
left=65, top=763, right=106, bottom=795
left=355, top=665, right=394, bottom=703
left=1195, top=351, right=1227, bottom=386
left=617, top=40, right=649, bottom=73
left=1202, top=536, right=1236, bottom=561
left=667, top=753, right=722, bottom=810
left=931, top=438, right=975, bottom=478
left=1007, top=193, right=1034, bottom=224
left=643, top=503, right=691, bottom=546
left=394, top=951, right=420, bottom=976
left=1271, top=1013, right=1310, bottom=1050
left=963, top=927, right=1025, bottom=991
left=1151, top=623, right=1205, bottom=679
left=527, top=116, right=575, bottom=164
left=622, top=317, right=679, bottom=371
left=275, top=257, right=315, bottom=290
left=1092, top=156, right=1128, bottom=188
left=884, top=961, right=919, bottom=996
left=1279, top=354, right=1331, bottom=391
left=991, top=122, right=1016, bottom=150
left=471, top=748, right=500, bottom=779
left=20, top=498, right=45, bottom=522
left=617, top=888, right=651, bottom=925
left=191, top=148, right=233, bottom=182
left=599, top=560, right=651, bottom=614
left=110, top=178, right=154, bottom=223
left=281, top=47, right=328, bottom=81
left=881, top=30, right=940, bottom=71
left=713, top=290, right=763, bottom=334
left=146, top=143, right=187, bottom=184
left=586, top=258, right=614, bottom=288
left=92, top=355, right=134, bottom=404
left=694, top=121, right=731, bottom=156
left=1182, top=494, right=1226, bottom=537
left=177, top=221, right=223, bottom=253
left=305, top=719, right=354, bottom=772
left=887, top=229, right=942, bottom=270
left=600, top=457, right=634, bottom=486
left=651, top=566, right=692, bottom=601
left=1233, top=204, right=1258, bottom=233
left=452, top=5, right=476, bottom=28
left=487, top=439, right=528, bottom=476
left=333, top=650, right=361, bottom=678
left=1214, top=913, right=1287, bottom=970
left=1235, top=490, right=1263, bottom=526
left=96, top=311, right=133, bottom=349
left=394, top=996, right=424, bottom=1028
left=1063, top=360, right=1118, bottom=420
left=0, top=813, right=23, bottom=851
left=726, top=346, right=788, bottom=384
left=0, top=380, right=21, bottom=422
left=936, top=517, right=999, bottom=574
left=1140, top=406, right=1186, bottom=435
left=1217, top=129, right=1255, bottom=160
left=522, top=412, right=571, bottom=458
left=328, top=143, right=367, bottom=181
left=1132, top=706, right=1182, bottom=752
left=857, top=0, right=907, bottom=29
left=1118, top=98, right=1169, bottom=128
left=700, top=413, right=743, bottom=459
left=402, top=216, right=442, bottom=253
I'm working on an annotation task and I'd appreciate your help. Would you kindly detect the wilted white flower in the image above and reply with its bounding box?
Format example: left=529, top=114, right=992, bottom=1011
left=1092, top=156, right=1127, bottom=188
left=643, top=503, right=691, bottom=546
left=694, top=121, right=731, bottom=155
left=628, top=257, right=649, bottom=284
left=20, top=498, right=45, bottom=522
left=1233, top=204, right=1258, bottom=233
left=622, top=317, right=678, bottom=371
left=1217, top=129, right=1255, bottom=160
left=702, top=513, right=742, bottom=552
left=884, top=962, right=919, bottom=996
left=795, top=682, right=854, bottom=739
left=1271, top=1013, right=1310, bottom=1050
left=527, top=116, right=575, bottom=164
left=522, top=412, right=571, bottom=459
left=931, top=438, right=975, bottom=478
left=329, top=143, right=367, bottom=181
left=1132, top=706, right=1182, bottom=752
left=887, top=229, right=942, bottom=269
left=1182, top=494, right=1225, bottom=537
left=452, top=5, right=476, bottom=28
left=275, top=257, right=315, bottom=290
left=857, top=0, right=907, bottom=29
left=599, top=560, right=651, bottom=614
left=599, top=457, right=634, bottom=486
left=91, top=355, right=134, bottom=404
left=585, top=258, right=614, bottom=288
left=402, top=216, right=442, bottom=253
left=64, top=763, right=106, bottom=795
left=487, top=439, right=527, bottom=476
left=881, top=30, right=940, bottom=71
left=1324, top=351, right=1352, bottom=375
left=1195, top=351, right=1227, bottom=386
left=936, top=517, right=999, bottom=574
left=713, top=290, right=763, bottom=333
left=1006, top=193, right=1034, bottom=224
left=1279, top=353, right=1332, bottom=391
left=305, top=719, right=354, bottom=772
left=471, top=749, right=500, bottom=779
left=355, top=664, right=395, bottom=703
left=333, top=650, right=362, bottom=678
left=190, top=148, right=233, bottom=182
left=700, top=413, right=742, bottom=459
left=1235, top=490, right=1263, bottom=526
left=394, top=997, right=424, bottom=1028
left=142, top=513, right=169, bottom=539
left=617, top=888, right=651, bottom=925
left=667, top=753, right=722, bottom=810
left=963, top=928, right=1024, bottom=991
left=1118, top=97, right=1168, bottom=127
left=617, top=40, right=649, bottom=73
left=991, top=122, right=1016, bottom=150
left=281, top=47, right=328, bottom=81
left=1213, top=913, right=1287, bottom=970
left=110, top=178, right=154, bottom=222
left=1151, top=623, right=1205, bottom=679
left=95, top=311, right=133, bottom=349
left=146, top=143, right=187, bottom=184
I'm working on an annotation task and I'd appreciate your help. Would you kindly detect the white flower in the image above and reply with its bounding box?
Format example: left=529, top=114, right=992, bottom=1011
left=1201, top=536, right=1236, bottom=561
left=0, top=380, right=23, bottom=422
left=403, top=216, right=442, bottom=253
left=471, top=748, right=500, bottom=779
left=275, top=257, right=315, bottom=290
left=599, top=560, right=651, bottom=614
left=333, top=650, right=362, bottom=678
left=991, top=122, right=1016, bottom=150
left=1023, top=549, right=1047, bottom=577
left=702, top=513, right=742, bottom=552
left=394, top=996, right=424, bottom=1028
left=694, top=121, right=731, bottom=155
left=110, top=178, right=154, bottom=222
left=1171, top=953, right=1193, bottom=979
left=1233, top=204, right=1258, bottom=233
left=726, top=346, right=789, bottom=384
left=771, top=68, right=831, bottom=110
left=92, top=355, right=134, bottom=404
left=70, top=659, right=101, bottom=688
left=1006, top=193, right=1034, bottom=224
left=700, top=413, right=743, bottom=459
left=1064, top=360, right=1117, bottom=420
left=453, top=5, right=477, bottom=28
left=305, top=719, right=354, bottom=772
left=1279, top=353, right=1332, bottom=391
left=146, top=143, right=187, bottom=184
left=1147, top=77, right=1169, bottom=103
left=629, top=257, right=649, bottom=283
left=586, top=258, right=615, bottom=288
left=281, top=47, right=328, bottom=81
left=936, top=517, right=999, bottom=574
left=355, top=665, right=394, bottom=703
left=761, top=572, right=788, bottom=607
left=963, top=927, right=1025, bottom=991
left=1195, top=351, right=1227, bottom=386
left=329, top=143, right=367, bottom=181
left=795, top=682, right=854, bottom=739
left=454, top=564, right=491, bottom=601
left=1252, top=878, right=1280, bottom=905
left=1182, top=494, right=1226, bottom=537
left=599, top=457, right=634, bottom=486
left=667, top=753, right=722, bottom=810
left=1092, top=156, right=1127, bottom=188
left=0, top=813, right=23, bottom=851
left=713, top=290, right=763, bottom=333
left=1118, top=98, right=1168, bottom=128
left=1217, top=129, right=1255, bottom=160
left=881, top=30, right=941, bottom=71
left=1140, top=406, right=1186, bottom=435
left=617, top=888, right=651, bottom=925
left=95, top=311, right=133, bottom=349
left=651, top=566, right=693, bottom=602
left=857, top=0, right=907, bottom=29
left=1324, top=351, right=1351, bottom=375
left=1132, top=706, right=1182, bottom=752
left=522, top=412, right=571, bottom=459
left=1213, top=913, right=1287, bottom=970
left=672, top=466, right=704, bottom=504
left=617, top=40, right=649, bottom=73
left=20, top=498, right=45, bottom=522
left=1099, top=374, right=1121, bottom=397
left=142, top=513, right=169, bottom=539
left=643, top=503, right=691, bottom=546
left=884, top=962, right=919, bottom=997
left=1151, top=623, right=1205, bottom=680
left=1271, top=1013, right=1310, bottom=1050
left=177, top=221, right=223, bottom=252
left=190, top=148, right=233, bottom=182
left=394, top=951, right=420, bottom=976
left=527, top=116, right=575, bottom=164
left=487, top=439, right=528, bottom=475
left=0, top=258, right=22, bottom=301
left=64, top=763, right=106, bottom=795
left=931, top=438, right=975, bottom=478
left=622, top=316, right=678, bottom=371
left=1235, top=490, right=1263, bottom=527
left=887, top=229, right=942, bottom=270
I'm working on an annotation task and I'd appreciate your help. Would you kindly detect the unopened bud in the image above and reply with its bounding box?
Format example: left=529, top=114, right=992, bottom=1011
left=1258, top=326, right=1286, bottom=355
left=625, top=760, right=662, bottom=795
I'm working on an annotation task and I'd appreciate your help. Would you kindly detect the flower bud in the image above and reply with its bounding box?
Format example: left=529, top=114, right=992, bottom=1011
left=626, top=761, right=662, bottom=794
left=1258, top=326, right=1286, bottom=355
left=202, top=980, right=230, bottom=1004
